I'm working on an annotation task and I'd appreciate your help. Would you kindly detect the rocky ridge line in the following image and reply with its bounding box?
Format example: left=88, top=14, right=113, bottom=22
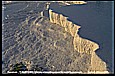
left=49, top=9, right=99, bottom=54
left=48, top=8, right=108, bottom=72
left=2, top=2, right=109, bottom=73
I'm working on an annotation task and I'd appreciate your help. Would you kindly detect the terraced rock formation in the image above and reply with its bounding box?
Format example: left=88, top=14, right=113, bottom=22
left=48, top=9, right=108, bottom=72
left=49, top=9, right=99, bottom=54
left=2, top=1, right=108, bottom=74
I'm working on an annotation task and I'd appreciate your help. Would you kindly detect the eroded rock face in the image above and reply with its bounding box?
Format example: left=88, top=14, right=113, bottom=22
left=73, top=36, right=99, bottom=54
left=49, top=9, right=99, bottom=54
left=2, top=2, right=108, bottom=74
left=89, top=52, right=107, bottom=71
left=48, top=8, right=108, bottom=73
left=3, top=14, right=107, bottom=73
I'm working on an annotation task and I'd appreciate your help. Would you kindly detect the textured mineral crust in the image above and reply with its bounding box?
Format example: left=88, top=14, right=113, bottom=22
left=48, top=9, right=108, bottom=72
left=49, top=9, right=99, bottom=54
left=2, top=1, right=108, bottom=74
